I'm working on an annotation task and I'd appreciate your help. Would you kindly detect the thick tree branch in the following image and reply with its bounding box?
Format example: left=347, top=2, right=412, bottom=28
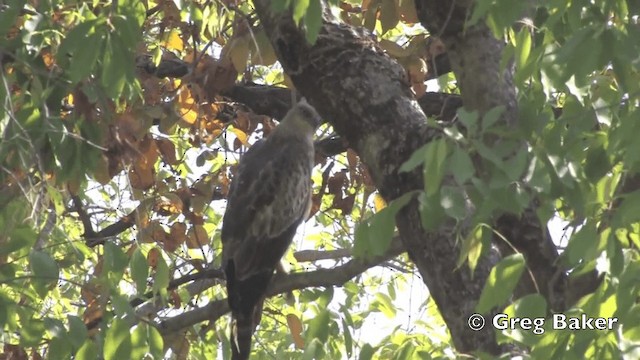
left=157, top=236, right=404, bottom=335
left=252, top=1, right=503, bottom=354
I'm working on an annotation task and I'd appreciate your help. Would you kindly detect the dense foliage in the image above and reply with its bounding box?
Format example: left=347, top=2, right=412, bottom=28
left=1, top=0, right=639, bottom=359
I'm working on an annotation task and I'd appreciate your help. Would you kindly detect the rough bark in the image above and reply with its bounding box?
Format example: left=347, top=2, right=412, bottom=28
left=414, top=1, right=573, bottom=312
left=253, top=1, right=503, bottom=354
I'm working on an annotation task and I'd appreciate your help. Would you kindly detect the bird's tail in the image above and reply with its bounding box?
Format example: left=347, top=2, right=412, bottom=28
left=226, top=260, right=269, bottom=360
left=231, top=306, right=261, bottom=360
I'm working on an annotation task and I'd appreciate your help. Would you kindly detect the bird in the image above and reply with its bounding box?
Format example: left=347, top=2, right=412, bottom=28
left=221, top=99, right=322, bottom=360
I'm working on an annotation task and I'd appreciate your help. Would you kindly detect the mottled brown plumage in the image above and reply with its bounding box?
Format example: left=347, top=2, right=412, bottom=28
left=221, top=100, right=321, bottom=360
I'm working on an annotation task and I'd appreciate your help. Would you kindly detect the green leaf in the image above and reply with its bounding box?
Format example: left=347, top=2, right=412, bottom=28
left=76, top=340, right=98, bottom=360
left=67, top=315, right=88, bottom=349
left=564, top=223, right=606, bottom=265
left=29, top=250, right=59, bottom=281
left=481, top=105, right=505, bottom=131
left=353, top=192, right=414, bottom=259
left=394, top=341, right=416, bottom=360
left=353, top=222, right=370, bottom=259
left=104, top=318, right=133, bottom=360
left=0, top=0, right=21, bottom=36
left=68, top=29, right=106, bottom=83
left=147, top=324, right=164, bottom=359
left=584, top=145, right=610, bottom=182
left=271, top=0, right=291, bottom=12
left=358, top=343, right=377, bottom=360
left=293, top=0, right=310, bottom=25
left=515, top=29, right=532, bottom=71
left=399, top=143, right=429, bottom=173
left=104, top=242, right=129, bottom=284
left=305, top=310, right=331, bottom=343
left=499, top=294, right=548, bottom=346
left=57, top=20, right=101, bottom=64
left=371, top=293, right=396, bottom=318
left=30, top=251, right=59, bottom=295
left=440, top=186, right=467, bottom=220
left=366, top=207, right=396, bottom=256
left=449, top=148, right=475, bottom=184
left=423, top=138, right=450, bottom=196
left=418, top=192, right=445, bottom=230
left=457, top=108, right=479, bottom=134
left=130, top=324, right=150, bottom=360
left=153, top=254, right=170, bottom=294
left=342, top=318, right=353, bottom=357
left=101, top=34, right=127, bottom=98
left=476, top=254, right=526, bottom=314
left=20, top=318, right=45, bottom=347
left=0, top=225, right=37, bottom=256
left=48, top=336, right=73, bottom=359
left=304, top=0, right=323, bottom=44
left=457, top=224, right=487, bottom=273
left=130, top=248, right=149, bottom=294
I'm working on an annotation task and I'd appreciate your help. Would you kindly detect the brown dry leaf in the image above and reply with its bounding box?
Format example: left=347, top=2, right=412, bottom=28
left=397, top=0, right=419, bottom=23
left=412, top=81, right=427, bottom=98
left=138, top=135, right=160, bottom=168
left=156, top=138, right=178, bottom=165
left=335, top=193, right=356, bottom=215
left=126, top=244, right=138, bottom=258
left=190, top=195, right=208, bottom=216
left=93, top=154, right=112, bottom=185
left=42, top=50, right=55, bottom=69
left=200, top=55, right=238, bottom=97
left=234, top=110, right=251, bottom=132
left=308, top=193, right=322, bottom=220
left=328, top=170, right=348, bottom=195
left=170, top=290, right=182, bottom=309
left=2, top=345, right=26, bottom=360
left=186, top=225, right=208, bottom=249
left=154, top=193, right=184, bottom=216
left=169, top=222, right=188, bottom=250
left=81, top=282, right=99, bottom=304
left=380, top=0, right=399, bottom=33
left=83, top=299, right=104, bottom=325
left=406, top=56, right=427, bottom=83
left=379, top=39, right=410, bottom=58
left=165, top=331, right=190, bottom=360
left=286, top=314, right=305, bottom=349
left=227, top=35, right=250, bottom=72
left=147, top=248, right=162, bottom=268
left=129, top=165, right=154, bottom=190
left=138, top=226, right=154, bottom=243
left=283, top=73, right=296, bottom=89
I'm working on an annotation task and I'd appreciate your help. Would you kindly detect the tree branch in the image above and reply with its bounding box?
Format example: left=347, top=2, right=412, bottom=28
left=157, top=236, right=404, bottom=335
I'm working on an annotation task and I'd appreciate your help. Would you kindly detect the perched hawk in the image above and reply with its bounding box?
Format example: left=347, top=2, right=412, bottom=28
left=221, top=100, right=321, bottom=360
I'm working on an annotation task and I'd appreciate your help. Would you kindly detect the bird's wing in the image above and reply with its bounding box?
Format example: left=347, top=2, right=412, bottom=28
left=221, top=137, right=312, bottom=280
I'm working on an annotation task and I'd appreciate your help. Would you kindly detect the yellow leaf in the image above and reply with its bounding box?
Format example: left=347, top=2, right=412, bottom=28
left=178, top=89, right=198, bottom=124
left=373, top=193, right=387, bottom=212
left=286, top=314, right=305, bottom=349
left=164, top=30, right=184, bottom=52
left=230, top=126, right=249, bottom=146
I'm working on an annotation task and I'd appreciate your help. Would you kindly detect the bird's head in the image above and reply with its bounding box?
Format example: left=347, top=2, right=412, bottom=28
left=279, top=99, right=323, bottom=135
